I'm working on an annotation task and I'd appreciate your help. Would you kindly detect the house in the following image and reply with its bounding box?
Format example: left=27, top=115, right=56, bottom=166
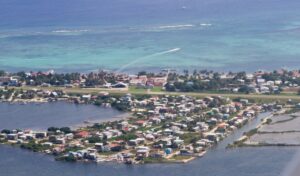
left=35, top=132, right=47, bottom=138
left=260, top=86, right=270, bottom=93
left=164, top=148, right=173, bottom=155
left=136, top=146, right=150, bottom=158
left=240, top=99, right=249, bottom=105
left=102, top=131, right=113, bottom=139
left=179, top=149, right=193, bottom=156
left=65, top=133, right=74, bottom=140
left=7, top=134, right=18, bottom=140
left=205, top=133, right=219, bottom=142
left=147, top=77, right=167, bottom=87
left=128, top=139, right=138, bottom=146
left=55, top=138, right=65, bottom=144
left=41, top=83, right=51, bottom=87
left=163, top=129, right=173, bottom=135
left=42, top=142, right=53, bottom=147
left=135, top=120, right=147, bottom=127
left=129, top=75, right=148, bottom=85
left=75, top=131, right=89, bottom=138
left=0, top=76, right=10, bottom=85
left=216, top=123, right=228, bottom=133
left=150, top=151, right=165, bottom=158
left=172, top=138, right=184, bottom=147
left=145, top=134, right=155, bottom=140
left=9, top=77, right=19, bottom=86
left=257, top=78, right=266, bottom=85
left=0, top=133, right=7, bottom=139
left=95, top=143, right=104, bottom=151
left=112, top=82, right=128, bottom=88
left=101, top=145, right=111, bottom=152
left=110, top=144, right=123, bottom=152
left=82, top=94, right=91, bottom=101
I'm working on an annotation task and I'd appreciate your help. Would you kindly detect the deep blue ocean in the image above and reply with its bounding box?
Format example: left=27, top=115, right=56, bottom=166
left=1, top=0, right=300, bottom=72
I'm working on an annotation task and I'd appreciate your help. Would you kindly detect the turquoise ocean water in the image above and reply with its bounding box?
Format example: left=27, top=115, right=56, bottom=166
left=1, top=0, right=300, bottom=72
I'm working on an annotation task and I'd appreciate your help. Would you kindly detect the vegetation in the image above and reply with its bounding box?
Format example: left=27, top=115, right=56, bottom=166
left=1, top=129, right=12, bottom=134
left=47, top=127, right=72, bottom=134
left=165, top=71, right=252, bottom=93
left=143, top=157, right=168, bottom=164
left=179, top=133, right=201, bottom=145
left=0, top=89, right=14, bottom=99
left=244, top=128, right=258, bottom=137
left=87, top=136, right=103, bottom=143
left=0, top=70, right=6, bottom=77
left=111, top=101, right=131, bottom=111
left=20, top=140, right=50, bottom=152
left=56, top=155, right=77, bottom=162
left=265, top=119, right=272, bottom=125
left=110, top=133, right=137, bottom=141
left=171, top=155, right=193, bottom=160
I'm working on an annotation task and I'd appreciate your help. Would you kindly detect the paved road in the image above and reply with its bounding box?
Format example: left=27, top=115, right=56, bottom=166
left=12, top=86, right=300, bottom=101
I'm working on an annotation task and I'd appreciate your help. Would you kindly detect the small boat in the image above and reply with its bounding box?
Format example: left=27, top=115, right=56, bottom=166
left=96, top=158, right=106, bottom=163
left=124, top=158, right=133, bottom=165
left=84, top=120, right=91, bottom=124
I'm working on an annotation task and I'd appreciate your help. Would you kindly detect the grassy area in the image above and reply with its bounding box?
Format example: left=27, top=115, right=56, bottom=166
left=10, top=86, right=300, bottom=102
left=129, top=86, right=163, bottom=93
left=143, top=157, right=169, bottom=163
left=179, top=133, right=201, bottom=145
left=171, top=155, right=193, bottom=160
left=151, top=86, right=163, bottom=92
left=244, top=128, right=258, bottom=137
left=98, top=151, right=119, bottom=156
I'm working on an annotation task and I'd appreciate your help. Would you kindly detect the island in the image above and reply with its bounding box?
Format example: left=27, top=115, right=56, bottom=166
left=0, top=69, right=300, bottom=164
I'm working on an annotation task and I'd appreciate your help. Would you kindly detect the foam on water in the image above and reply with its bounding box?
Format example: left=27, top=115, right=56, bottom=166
left=52, top=29, right=90, bottom=33
left=157, top=24, right=195, bottom=29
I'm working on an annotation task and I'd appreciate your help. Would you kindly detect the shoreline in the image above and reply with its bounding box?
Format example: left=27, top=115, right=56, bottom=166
left=0, top=102, right=263, bottom=165
left=0, top=87, right=293, bottom=165
left=70, top=112, right=131, bottom=130
left=229, top=108, right=300, bottom=148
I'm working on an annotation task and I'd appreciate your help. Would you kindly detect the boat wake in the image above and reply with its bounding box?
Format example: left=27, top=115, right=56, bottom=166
left=116, top=48, right=181, bottom=72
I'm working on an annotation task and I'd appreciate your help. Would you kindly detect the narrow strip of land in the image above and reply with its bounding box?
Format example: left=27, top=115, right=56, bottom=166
left=12, top=86, right=300, bottom=101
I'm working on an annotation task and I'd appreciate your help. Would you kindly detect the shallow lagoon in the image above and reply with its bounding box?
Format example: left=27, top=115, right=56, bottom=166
left=0, top=102, right=124, bottom=130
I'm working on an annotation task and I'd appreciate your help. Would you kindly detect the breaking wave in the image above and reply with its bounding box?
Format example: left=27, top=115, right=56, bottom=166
left=157, top=24, right=195, bottom=29
left=200, top=23, right=212, bottom=26
left=0, top=22, right=212, bottom=38
left=52, top=29, right=90, bottom=33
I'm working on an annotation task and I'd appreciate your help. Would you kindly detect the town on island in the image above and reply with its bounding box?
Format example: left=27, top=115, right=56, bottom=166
left=0, top=69, right=300, bottom=164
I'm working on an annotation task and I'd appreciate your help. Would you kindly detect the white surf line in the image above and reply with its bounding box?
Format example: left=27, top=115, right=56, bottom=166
left=116, top=48, right=181, bottom=73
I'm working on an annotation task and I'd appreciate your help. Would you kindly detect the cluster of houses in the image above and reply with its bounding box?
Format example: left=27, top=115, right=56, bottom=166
left=0, top=87, right=68, bottom=102
left=167, top=69, right=300, bottom=94
left=129, top=74, right=168, bottom=88
left=1, top=69, right=300, bottom=95
left=0, top=76, right=19, bottom=86
left=0, top=69, right=169, bottom=90
left=0, top=94, right=262, bottom=164
left=229, top=71, right=291, bottom=94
